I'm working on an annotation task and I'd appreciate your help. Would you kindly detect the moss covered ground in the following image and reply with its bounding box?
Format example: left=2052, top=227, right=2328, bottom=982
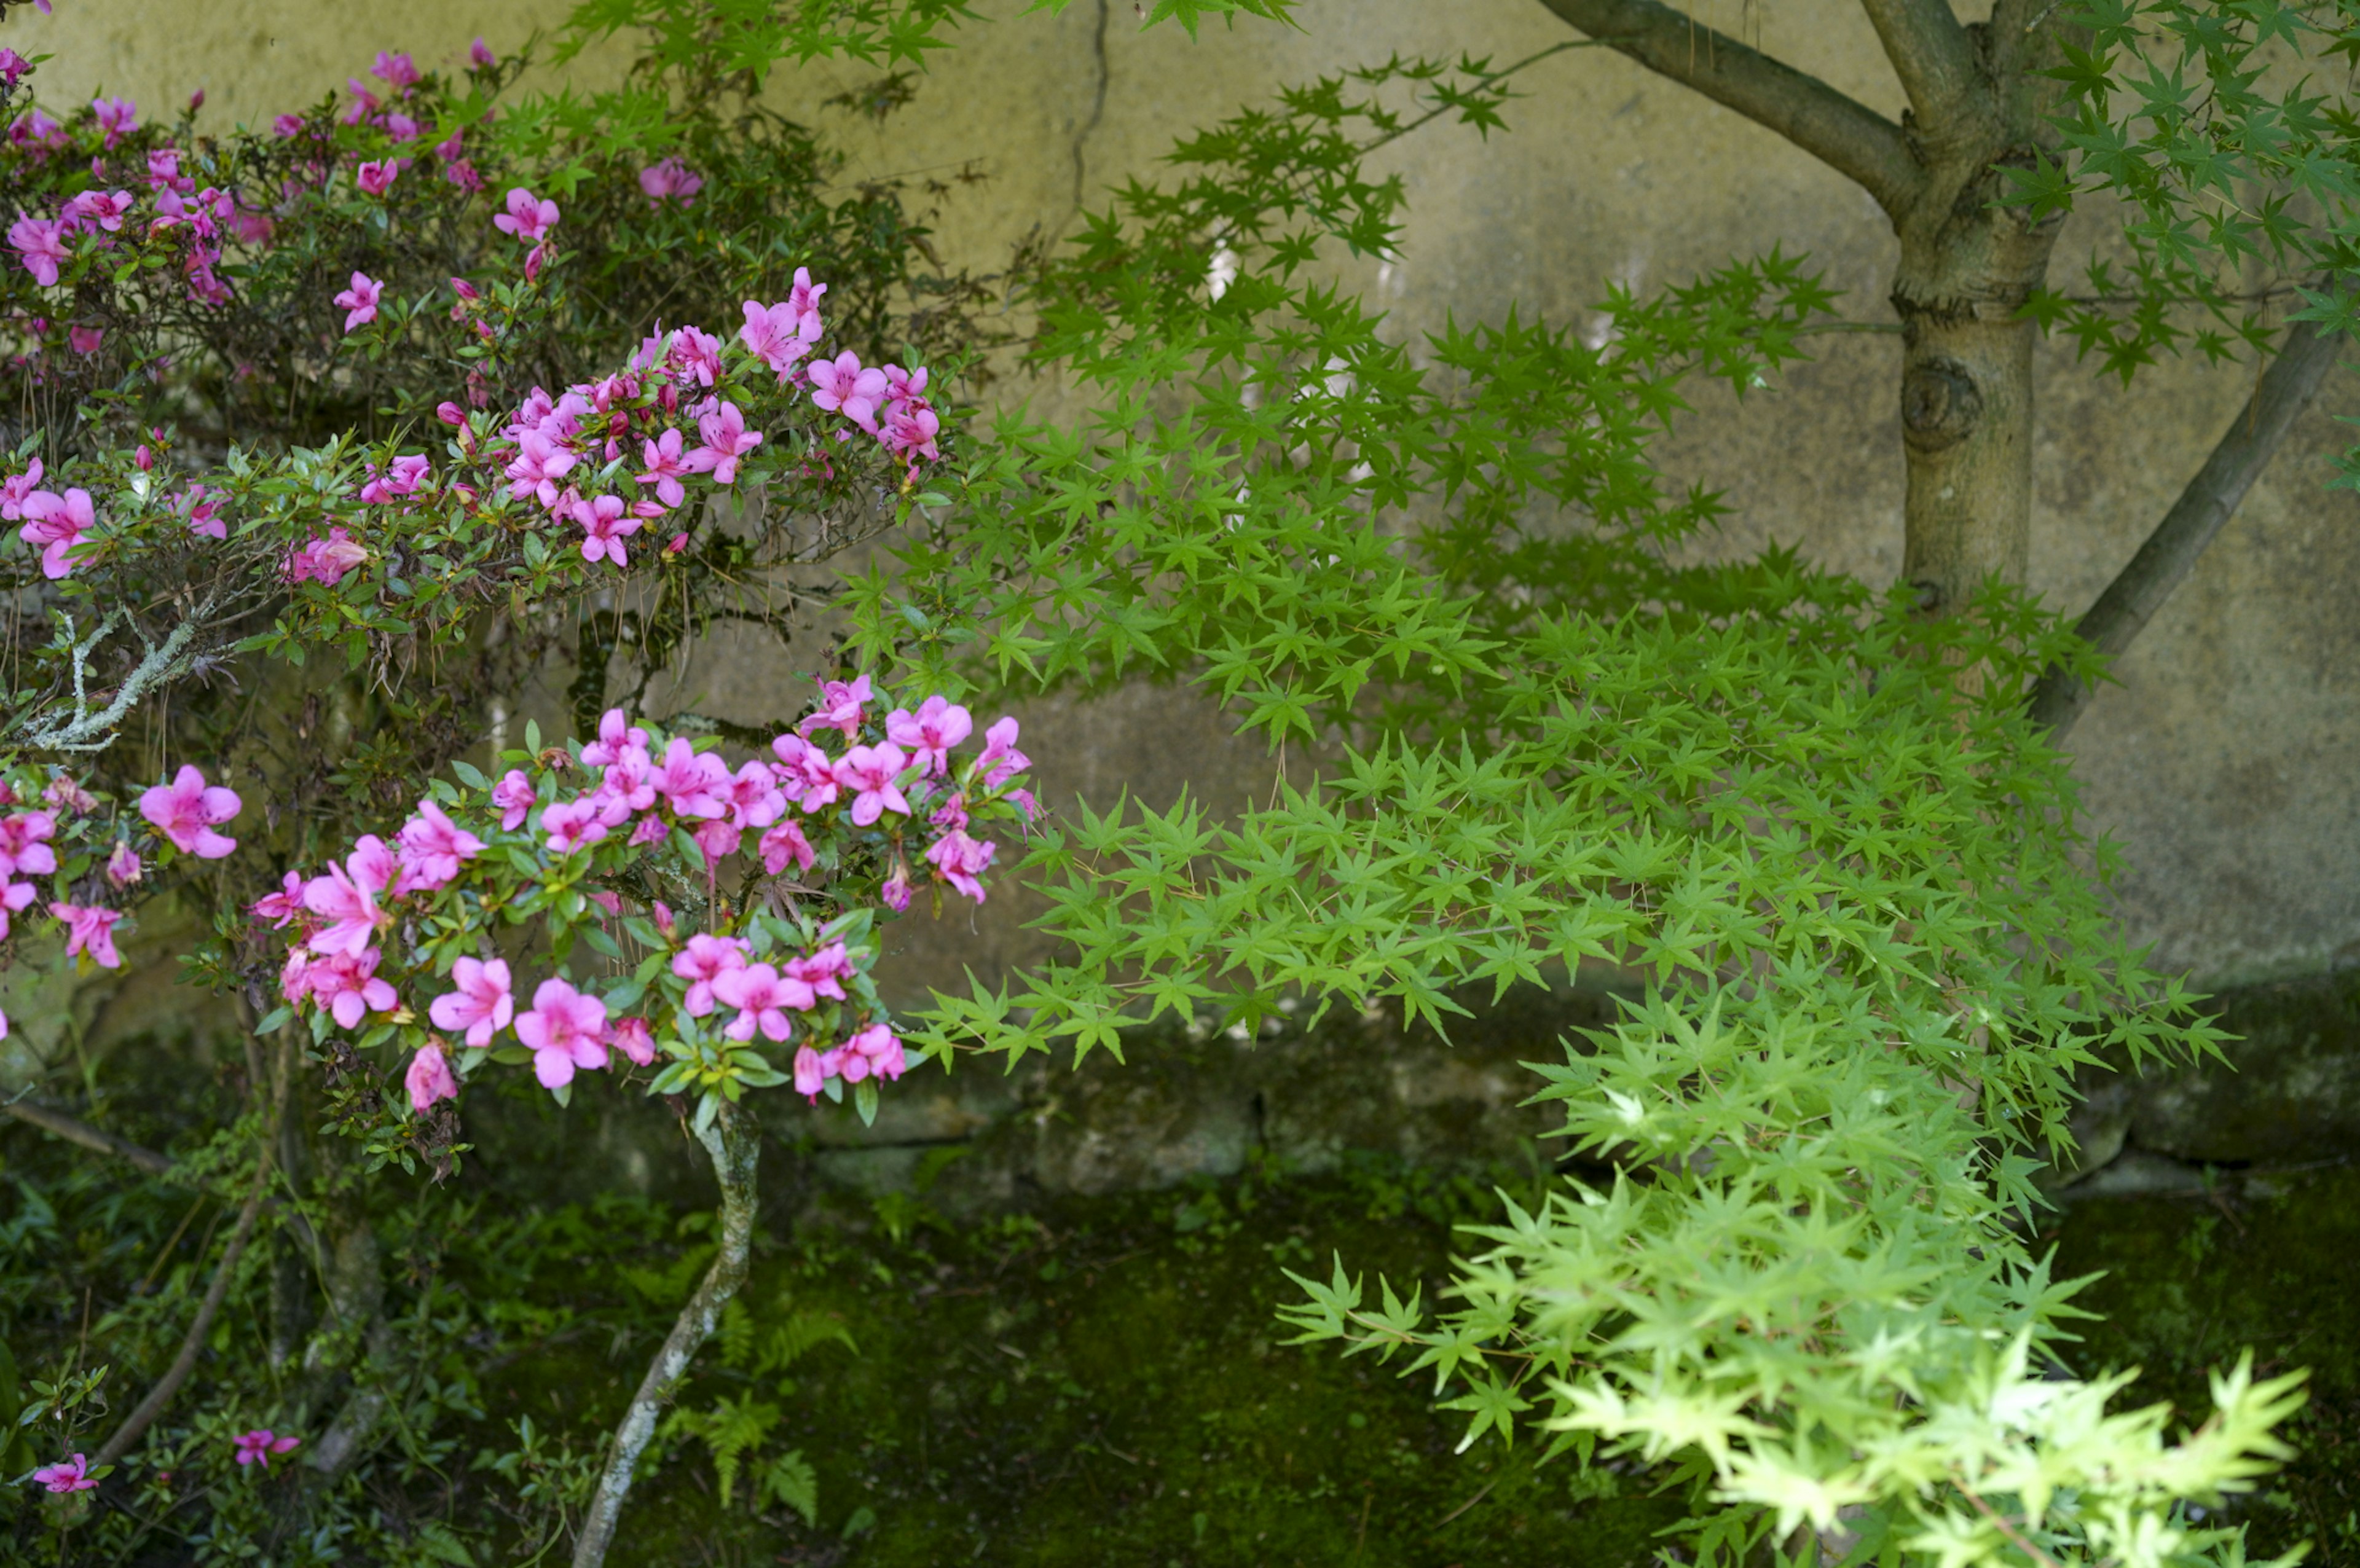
left=3, top=1052, right=2356, bottom=1566
left=476, top=1153, right=1690, bottom=1567
left=2043, top=1164, right=2360, bottom=1567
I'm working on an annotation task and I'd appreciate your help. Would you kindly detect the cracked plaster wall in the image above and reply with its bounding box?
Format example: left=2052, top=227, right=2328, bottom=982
left=13, top=0, right=2360, bottom=997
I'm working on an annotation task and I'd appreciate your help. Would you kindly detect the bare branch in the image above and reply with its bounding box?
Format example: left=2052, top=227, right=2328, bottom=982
left=1, top=1096, right=175, bottom=1176
left=1535, top=0, right=1923, bottom=216
left=2028, top=316, right=2345, bottom=739
left=1858, top=0, right=1984, bottom=131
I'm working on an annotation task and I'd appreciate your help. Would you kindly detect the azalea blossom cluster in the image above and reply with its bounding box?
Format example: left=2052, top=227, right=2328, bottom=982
left=4, top=88, right=259, bottom=312
left=304, top=259, right=946, bottom=576
left=261, top=681, right=1034, bottom=1125
left=0, top=759, right=242, bottom=1041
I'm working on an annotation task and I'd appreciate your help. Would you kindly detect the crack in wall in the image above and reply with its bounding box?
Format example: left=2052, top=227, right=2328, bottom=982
left=1070, top=0, right=1112, bottom=222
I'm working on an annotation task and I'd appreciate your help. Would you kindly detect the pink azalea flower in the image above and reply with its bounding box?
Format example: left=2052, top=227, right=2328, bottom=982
left=671, top=933, right=749, bottom=1017
left=492, top=187, right=558, bottom=243
left=301, top=835, right=394, bottom=958
left=503, top=429, right=576, bottom=508
left=881, top=399, right=942, bottom=464
left=105, top=840, right=143, bottom=887
left=607, top=1015, right=656, bottom=1065
left=738, top=298, right=817, bottom=377
left=355, top=159, right=401, bottom=197
left=1, top=457, right=44, bottom=520
left=61, top=189, right=133, bottom=232
left=929, top=791, right=969, bottom=831
left=251, top=870, right=304, bottom=928
left=492, top=769, right=536, bottom=830
left=592, top=749, right=657, bottom=816
left=145, top=148, right=192, bottom=193
left=639, top=157, right=703, bottom=206
left=786, top=266, right=827, bottom=337
left=807, top=351, right=888, bottom=432
left=785, top=942, right=852, bottom=1003
left=272, top=112, right=305, bottom=138
left=33, top=1454, right=96, bottom=1494
left=793, top=1046, right=826, bottom=1097
left=977, top=715, right=1030, bottom=788
left=384, top=112, right=421, bottom=143
left=91, top=96, right=137, bottom=149
left=395, top=798, right=484, bottom=890
left=0, top=50, right=29, bottom=90
left=9, top=216, right=68, bottom=288
left=633, top=427, right=694, bottom=508
left=0, top=879, right=32, bottom=942
left=581, top=708, right=650, bottom=767
left=650, top=737, right=731, bottom=819
left=427, top=956, right=513, bottom=1047
left=139, top=764, right=242, bottom=858
left=573, top=493, right=642, bottom=565
left=470, top=37, right=497, bottom=69
left=284, top=528, right=369, bottom=586
left=405, top=1043, right=458, bottom=1113
left=670, top=324, right=723, bottom=387
left=176, top=482, right=226, bottom=539
left=710, top=962, right=812, bottom=1042
left=232, top=1430, right=300, bottom=1468
left=333, top=271, right=383, bottom=332
left=758, top=820, right=815, bottom=876
left=879, top=863, right=912, bottom=912
left=838, top=1021, right=906, bottom=1083
left=359, top=453, right=430, bottom=505
left=445, top=159, right=484, bottom=193
left=372, top=50, right=421, bottom=91
left=514, top=978, right=609, bottom=1089
left=796, top=675, right=873, bottom=741
left=0, top=810, right=56, bottom=879
left=693, top=818, right=741, bottom=861
left=541, top=798, right=612, bottom=855
left=20, top=487, right=96, bottom=579
left=722, top=759, right=785, bottom=829
left=833, top=742, right=911, bottom=826
left=925, top=829, right=996, bottom=903
left=768, top=732, right=840, bottom=809
left=53, top=901, right=124, bottom=968
left=885, top=695, right=973, bottom=777
left=65, top=323, right=100, bottom=356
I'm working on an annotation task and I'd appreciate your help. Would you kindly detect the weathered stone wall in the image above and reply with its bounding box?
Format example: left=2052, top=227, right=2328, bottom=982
left=12, top=0, right=2358, bottom=1002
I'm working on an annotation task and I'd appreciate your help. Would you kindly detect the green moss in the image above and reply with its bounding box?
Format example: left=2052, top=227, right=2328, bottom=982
left=2044, top=1165, right=2360, bottom=1564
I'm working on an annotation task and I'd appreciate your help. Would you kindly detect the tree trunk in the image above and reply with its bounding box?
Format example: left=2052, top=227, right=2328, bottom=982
left=1887, top=33, right=2064, bottom=617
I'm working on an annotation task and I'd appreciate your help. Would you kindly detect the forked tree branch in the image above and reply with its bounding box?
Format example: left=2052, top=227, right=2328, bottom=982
left=1535, top=0, right=1923, bottom=215
left=2028, top=315, right=2346, bottom=739
left=1857, top=0, right=1984, bottom=130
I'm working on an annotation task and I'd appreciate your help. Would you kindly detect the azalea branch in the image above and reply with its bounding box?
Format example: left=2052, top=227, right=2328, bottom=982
left=1533, top=0, right=1921, bottom=214
left=570, top=1099, right=761, bottom=1568
left=0, top=1095, right=175, bottom=1176
left=2027, top=313, right=2344, bottom=739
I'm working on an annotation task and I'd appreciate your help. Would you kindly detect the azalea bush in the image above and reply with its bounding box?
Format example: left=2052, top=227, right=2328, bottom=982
left=0, top=2, right=2337, bottom=1567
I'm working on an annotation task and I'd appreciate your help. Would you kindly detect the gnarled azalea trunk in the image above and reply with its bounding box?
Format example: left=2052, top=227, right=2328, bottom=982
left=572, top=1100, right=761, bottom=1568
